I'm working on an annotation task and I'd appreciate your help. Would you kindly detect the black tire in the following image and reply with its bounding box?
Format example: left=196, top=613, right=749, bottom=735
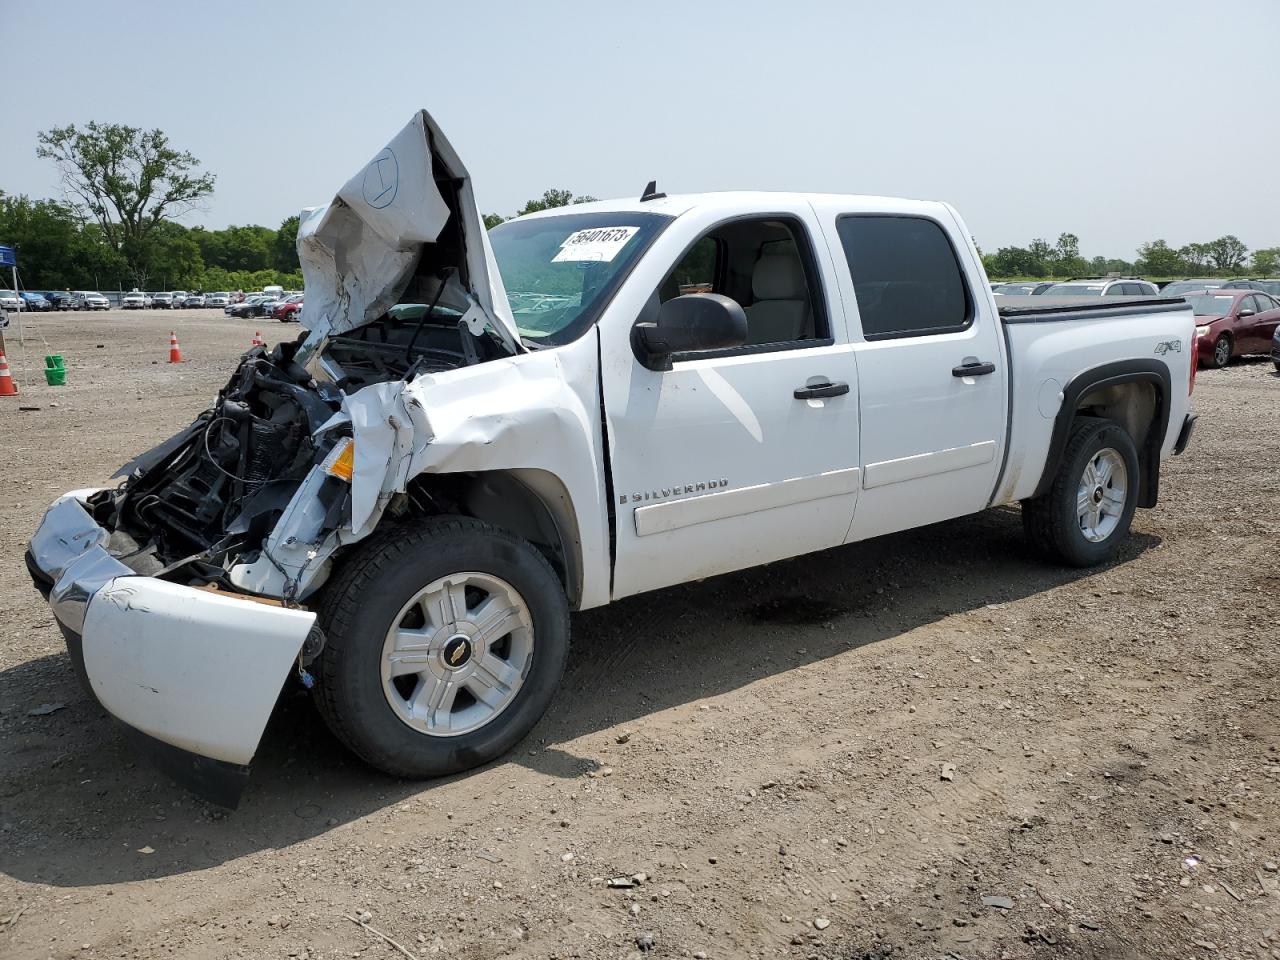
left=1022, top=417, right=1140, bottom=567
left=312, top=516, right=569, bottom=779
left=1211, top=334, right=1232, bottom=369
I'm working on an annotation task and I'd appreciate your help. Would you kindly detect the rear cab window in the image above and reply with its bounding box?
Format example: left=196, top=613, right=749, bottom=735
left=834, top=215, right=973, bottom=339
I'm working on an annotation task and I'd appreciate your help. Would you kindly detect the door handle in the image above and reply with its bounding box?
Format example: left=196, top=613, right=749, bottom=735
left=794, top=380, right=850, bottom=400
left=952, top=360, right=996, bottom=377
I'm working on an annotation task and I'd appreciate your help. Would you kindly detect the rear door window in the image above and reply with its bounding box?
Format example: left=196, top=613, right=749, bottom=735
left=835, top=215, right=972, bottom=339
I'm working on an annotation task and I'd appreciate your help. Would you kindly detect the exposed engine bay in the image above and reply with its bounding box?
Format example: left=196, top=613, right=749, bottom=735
left=84, top=289, right=514, bottom=592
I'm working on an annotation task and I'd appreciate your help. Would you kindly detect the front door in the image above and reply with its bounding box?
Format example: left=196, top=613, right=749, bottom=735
left=811, top=203, right=1008, bottom=542
left=599, top=207, right=860, bottom=600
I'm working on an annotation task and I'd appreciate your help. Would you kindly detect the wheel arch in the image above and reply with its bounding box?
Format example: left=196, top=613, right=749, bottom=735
left=1031, top=359, right=1171, bottom=508
left=405, top=468, right=585, bottom=609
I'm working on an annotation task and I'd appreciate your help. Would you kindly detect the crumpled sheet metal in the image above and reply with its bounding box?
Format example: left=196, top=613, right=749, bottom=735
left=295, top=109, right=520, bottom=352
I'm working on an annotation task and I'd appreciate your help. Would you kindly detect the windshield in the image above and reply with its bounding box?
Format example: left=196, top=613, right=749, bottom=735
left=1044, top=283, right=1105, bottom=296
left=1162, top=281, right=1221, bottom=297
left=490, top=211, right=672, bottom=344
left=1187, top=294, right=1237, bottom=316
left=996, top=283, right=1037, bottom=295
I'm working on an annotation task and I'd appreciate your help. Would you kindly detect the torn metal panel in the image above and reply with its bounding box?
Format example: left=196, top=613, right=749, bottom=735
left=297, top=109, right=521, bottom=352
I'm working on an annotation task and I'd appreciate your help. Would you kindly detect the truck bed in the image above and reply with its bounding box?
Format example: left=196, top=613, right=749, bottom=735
left=996, top=295, right=1189, bottom=322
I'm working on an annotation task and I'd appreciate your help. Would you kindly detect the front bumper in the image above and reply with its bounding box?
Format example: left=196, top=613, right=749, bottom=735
left=26, top=494, right=316, bottom=806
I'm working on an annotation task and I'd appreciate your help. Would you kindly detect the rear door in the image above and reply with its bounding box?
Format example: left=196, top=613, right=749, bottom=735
left=811, top=202, right=1008, bottom=542
left=1257, top=295, right=1280, bottom=348
left=1244, top=295, right=1279, bottom=351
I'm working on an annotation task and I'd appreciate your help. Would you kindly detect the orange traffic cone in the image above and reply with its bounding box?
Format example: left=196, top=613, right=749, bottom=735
left=251, top=330, right=264, bottom=347
left=0, top=350, right=17, bottom=396
left=168, top=331, right=183, bottom=363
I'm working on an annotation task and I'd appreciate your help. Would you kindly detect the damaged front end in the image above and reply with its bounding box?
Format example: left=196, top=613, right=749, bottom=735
left=100, top=340, right=349, bottom=594
left=26, top=108, right=524, bottom=806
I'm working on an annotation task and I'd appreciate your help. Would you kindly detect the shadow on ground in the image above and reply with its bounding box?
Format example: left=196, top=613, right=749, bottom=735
left=0, top=506, right=1159, bottom=887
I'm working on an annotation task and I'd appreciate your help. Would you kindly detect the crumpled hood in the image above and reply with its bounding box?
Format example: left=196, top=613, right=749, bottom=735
left=295, top=109, right=521, bottom=351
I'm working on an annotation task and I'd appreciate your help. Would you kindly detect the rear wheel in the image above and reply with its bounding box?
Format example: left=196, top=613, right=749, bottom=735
left=313, top=517, right=569, bottom=779
left=1022, top=417, right=1139, bottom=567
left=1211, top=334, right=1232, bottom=368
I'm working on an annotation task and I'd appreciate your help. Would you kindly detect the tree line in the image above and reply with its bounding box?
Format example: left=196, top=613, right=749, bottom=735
left=0, top=191, right=302, bottom=292
left=8, top=122, right=1278, bottom=293
left=983, top=232, right=1280, bottom=279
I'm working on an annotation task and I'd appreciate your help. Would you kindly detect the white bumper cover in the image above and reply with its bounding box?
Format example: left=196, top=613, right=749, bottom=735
left=28, top=494, right=316, bottom=794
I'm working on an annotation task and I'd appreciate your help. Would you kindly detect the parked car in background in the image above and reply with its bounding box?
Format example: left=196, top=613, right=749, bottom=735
left=121, top=291, right=148, bottom=309
left=19, top=291, right=52, bottom=311
left=1190, top=291, right=1280, bottom=368
left=1218, top=279, right=1267, bottom=291
left=206, top=292, right=231, bottom=308
left=1272, top=325, right=1280, bottom=371
left=272, top=294, right=304, bottom=321
left=150, top=292, right=174, bottom=309
left=1254, top=280, right=1280, bottom=297
left=77, top=291, right=111, bottom=310
left=225, top=295, right=269, bottom=318
left=0, top=289, right=23, bottom=311
left=171, top=290, right=189, bottom=306
left=1041, top=278, right=1159, bottom=297
left=182, top=294, right=206, bottom=308
left=261, top=285, right=285, bottom=301
left=1161, top=279, right=1223, bottom=298
left=992, top=281, right=1057, bottom=296
left=40, top=291, right=74, bottom=310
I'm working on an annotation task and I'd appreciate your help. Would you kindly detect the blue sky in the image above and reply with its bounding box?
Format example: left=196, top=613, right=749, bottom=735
left=3, top=0, right=1277, bottom=258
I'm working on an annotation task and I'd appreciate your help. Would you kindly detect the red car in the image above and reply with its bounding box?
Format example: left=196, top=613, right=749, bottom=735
left=1190, top=290, right=1280, bottom=368
left=273, top=295, right=304, bottom=322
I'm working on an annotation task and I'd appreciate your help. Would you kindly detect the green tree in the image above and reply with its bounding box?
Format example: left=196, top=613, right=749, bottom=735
left=140, top=221, right=203, bottom=288
left=1251, top=247, right=1280, bottom=276
left=514, top=188, right=598, bottom=217
left=272, top=215, right=300, bottom=273
left=988, top=245, right=1046, bottom=277
left=1135, top=240, right=1183, bottom=276
left=1204, top=235, right=1248, bottom=274
left=483, top=212, right=507, bottom=230
left=36, top=122, right=216, bottom=283
left=1179, top=242, right=1211, bottom=273
left=1052, top=232, right=1088, bottom=277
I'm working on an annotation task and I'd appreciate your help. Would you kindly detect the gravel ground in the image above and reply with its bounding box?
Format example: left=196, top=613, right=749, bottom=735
left=1, top=309, right=1278, bottom=960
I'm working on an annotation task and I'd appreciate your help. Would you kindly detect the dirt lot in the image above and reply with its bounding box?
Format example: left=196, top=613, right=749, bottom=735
left=1, top=308, right=1278, bottom=960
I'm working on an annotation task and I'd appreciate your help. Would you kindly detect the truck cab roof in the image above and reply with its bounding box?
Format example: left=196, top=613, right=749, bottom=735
left=516, top=191, right=958, bottom=222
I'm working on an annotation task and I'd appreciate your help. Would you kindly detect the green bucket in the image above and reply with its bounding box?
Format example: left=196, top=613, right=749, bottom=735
left=44, top=354, right=66, bottom=386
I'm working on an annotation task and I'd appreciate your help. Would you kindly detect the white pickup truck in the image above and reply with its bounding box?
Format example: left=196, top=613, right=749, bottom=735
left=27, top=111, right=1198, bottom=805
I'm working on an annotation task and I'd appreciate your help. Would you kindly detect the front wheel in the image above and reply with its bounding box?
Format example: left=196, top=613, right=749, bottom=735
left=313, top=516, right=569, bottom=779
left=1211, top=334, right=1232, bottom=368
left=1022, top=417, right=1140, bottom=567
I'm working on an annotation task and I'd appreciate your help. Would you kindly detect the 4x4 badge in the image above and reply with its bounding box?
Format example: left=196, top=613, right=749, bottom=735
left=1154, top=339, right=1182, bottom=355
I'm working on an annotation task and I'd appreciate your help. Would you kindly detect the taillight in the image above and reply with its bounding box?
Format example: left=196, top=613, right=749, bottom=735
left=1188, top=341, right=1197, bottom=395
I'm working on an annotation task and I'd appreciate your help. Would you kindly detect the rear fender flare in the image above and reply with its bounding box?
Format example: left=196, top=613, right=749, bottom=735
left=1031, top=359, right=1171, bottom=507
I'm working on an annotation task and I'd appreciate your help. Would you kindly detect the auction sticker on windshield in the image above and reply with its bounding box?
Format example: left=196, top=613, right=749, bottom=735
left=551, top=226, right=639, bottom=263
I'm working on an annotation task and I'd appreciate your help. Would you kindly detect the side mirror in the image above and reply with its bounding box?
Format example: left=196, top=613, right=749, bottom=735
left=1238, top=308, right=1256, bottom=318
left=632, top=293, right=747, bottom=371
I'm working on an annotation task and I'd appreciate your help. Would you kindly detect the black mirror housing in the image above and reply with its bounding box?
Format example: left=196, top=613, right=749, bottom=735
left=632, top=293, right=748, bottom=371
left=1238, top=309, right=1255, bottom=318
